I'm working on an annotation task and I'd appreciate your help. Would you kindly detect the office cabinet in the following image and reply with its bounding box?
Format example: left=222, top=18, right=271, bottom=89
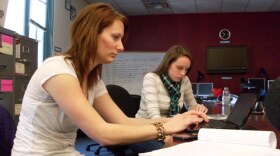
left=14, top=78, right=29, bottom=106
left=0, top=26, right=38, bottom=122
left=0, top=53, right=14, bottom=76
left=15, top=35, right=38, bottom=77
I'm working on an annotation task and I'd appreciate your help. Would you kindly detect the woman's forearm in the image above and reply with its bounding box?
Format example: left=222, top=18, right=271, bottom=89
left=94, top=123, right=159, bottom=146
left=124, top=117, right=169, bottom=125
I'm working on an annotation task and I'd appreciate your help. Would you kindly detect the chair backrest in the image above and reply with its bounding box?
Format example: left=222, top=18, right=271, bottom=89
left=264, top=77, right=280, bottom=130
left=102, top=85, right=141, bottom=155
left=0, top=105, right=16, bottom=156
left=130, top=94, right=141, bottom=107
left=106, top=85, right=140, bottom=118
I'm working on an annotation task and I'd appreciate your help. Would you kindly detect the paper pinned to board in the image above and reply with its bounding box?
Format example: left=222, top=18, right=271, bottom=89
left=0, top=34, right=13, bottom=55
left=0, top=79, right=13, bottom=92
left=15, top=104, right=22, bottom=116
left=140, top=128, right=280, bottom=156
left=15, top=40, right=21, bottom=58
left=15, top=62, right=25, bottom=75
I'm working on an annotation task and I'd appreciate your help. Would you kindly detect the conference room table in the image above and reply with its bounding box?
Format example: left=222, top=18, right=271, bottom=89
left=173, top=101, right=280, bottom=149
left=246, top=114, right=280, bottom=149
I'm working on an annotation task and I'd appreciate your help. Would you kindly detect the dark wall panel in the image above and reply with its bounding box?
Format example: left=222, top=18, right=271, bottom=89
left=125, top=12, right=280, bottom=94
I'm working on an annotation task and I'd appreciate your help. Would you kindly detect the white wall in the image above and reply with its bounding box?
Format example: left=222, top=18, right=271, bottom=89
left=0, top=0, right=9, bottom=27
left=53, top=0, right=88, bottom=53
left=2, top=0, right=88, bottom=53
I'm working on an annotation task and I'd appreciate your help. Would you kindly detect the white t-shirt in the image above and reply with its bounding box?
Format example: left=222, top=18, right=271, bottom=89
left=12, top=56, right=107, bottom=156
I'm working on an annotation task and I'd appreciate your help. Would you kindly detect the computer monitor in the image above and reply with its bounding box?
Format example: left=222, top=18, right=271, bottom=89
left=191, top=83, right=198, bottom=96
left=248, top=78, right=265, bottom=91
left=197, top=83, right=213, bottom=97
left=267, top=80, right=275, bottom=90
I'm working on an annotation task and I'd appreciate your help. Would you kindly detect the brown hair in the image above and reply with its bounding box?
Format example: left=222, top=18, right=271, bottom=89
left=61, top=3, right=128, bottom=88
left=153, top=45, right=193, bottom=75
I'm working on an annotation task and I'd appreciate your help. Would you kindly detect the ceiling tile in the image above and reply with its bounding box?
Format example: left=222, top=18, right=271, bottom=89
left=222, top=0, right=249, bottom=12
left=196, top=0, right=223, bottom=13
left=270, top=0, right=280, bottom=11
left=86, top=0, right=280, bottom=15
left=169, top=0, right=197, bottom=14
left=117, top=3, right=149, bottom=16
left=147, top=8, right=173, bottom=15
left=246, top=0, right=275, bottom=12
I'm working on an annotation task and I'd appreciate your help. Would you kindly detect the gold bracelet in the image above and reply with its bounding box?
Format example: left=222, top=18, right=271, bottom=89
left=151, top=122, right=166, bottom=141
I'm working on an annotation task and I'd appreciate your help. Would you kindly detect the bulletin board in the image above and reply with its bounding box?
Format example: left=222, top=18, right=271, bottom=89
left=102, top=52, right=165, bottom=95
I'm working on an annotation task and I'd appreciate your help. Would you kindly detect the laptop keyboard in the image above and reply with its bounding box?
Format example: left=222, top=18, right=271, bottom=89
left=200, top=120, right=239, bottom=129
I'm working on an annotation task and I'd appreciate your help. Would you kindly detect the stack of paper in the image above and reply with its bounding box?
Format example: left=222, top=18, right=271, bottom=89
left=140, top=128, right=280, bottom=156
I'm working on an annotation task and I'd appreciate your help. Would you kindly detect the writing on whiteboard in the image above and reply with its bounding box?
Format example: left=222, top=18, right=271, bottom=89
left=102, top=52, right=164, bottom=95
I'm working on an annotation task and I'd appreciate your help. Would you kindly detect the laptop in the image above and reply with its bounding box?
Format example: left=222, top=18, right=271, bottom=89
left=197, top=83, right=213, bottom=98
left=186, top=93, right=257, bottom=132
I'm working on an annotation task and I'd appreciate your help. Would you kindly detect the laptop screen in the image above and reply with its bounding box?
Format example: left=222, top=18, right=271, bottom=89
left=197, top=83, right=213, bottom=97
left=227, top=93, right=257, bottom=127
left=248, top=78, right=266, bottom=91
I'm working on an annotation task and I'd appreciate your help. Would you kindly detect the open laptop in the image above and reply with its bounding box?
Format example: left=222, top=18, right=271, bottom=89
left=193, top=83, right=216, bottom=102
left=197, top=83, right=213, bottom=98
left=186, top=93, right=257, bottom=132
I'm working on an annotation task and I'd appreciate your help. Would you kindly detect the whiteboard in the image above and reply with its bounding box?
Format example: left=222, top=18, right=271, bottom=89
left=102, top=52, right=165, bottom=95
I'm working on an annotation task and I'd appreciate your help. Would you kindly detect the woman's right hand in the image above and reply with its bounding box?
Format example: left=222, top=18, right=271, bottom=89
left=163, top=110, right=209, bottom=135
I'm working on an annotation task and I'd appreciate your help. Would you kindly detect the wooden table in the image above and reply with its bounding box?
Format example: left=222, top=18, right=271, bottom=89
left=246, top=114, right=280, bottom=149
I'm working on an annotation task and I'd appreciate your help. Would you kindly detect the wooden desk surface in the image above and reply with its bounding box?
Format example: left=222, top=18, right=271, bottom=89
left=246, top=114, right=280, bottom=149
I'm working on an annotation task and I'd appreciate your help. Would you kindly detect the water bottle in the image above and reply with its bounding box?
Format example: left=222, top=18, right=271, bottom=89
left=222, top=87, right=230, bottom=105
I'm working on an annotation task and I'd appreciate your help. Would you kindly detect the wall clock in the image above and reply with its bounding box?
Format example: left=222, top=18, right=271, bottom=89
left=219, top=29, right=231, bottom=40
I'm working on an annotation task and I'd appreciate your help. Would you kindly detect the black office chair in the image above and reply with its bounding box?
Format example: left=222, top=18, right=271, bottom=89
left=86, top=84, right=141, bottom=156
left=130, top=94, right=141, bottom=111
left=264, top=77, right=280, bottom=130
left=0, top=105, right=16, bottom=156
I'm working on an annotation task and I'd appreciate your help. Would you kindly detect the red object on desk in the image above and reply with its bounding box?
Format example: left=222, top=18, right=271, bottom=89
left=212, top=88, right=223, bottom=97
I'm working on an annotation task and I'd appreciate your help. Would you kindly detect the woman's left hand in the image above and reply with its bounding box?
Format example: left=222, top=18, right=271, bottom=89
left=192, top=104, right=208, bottom=113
